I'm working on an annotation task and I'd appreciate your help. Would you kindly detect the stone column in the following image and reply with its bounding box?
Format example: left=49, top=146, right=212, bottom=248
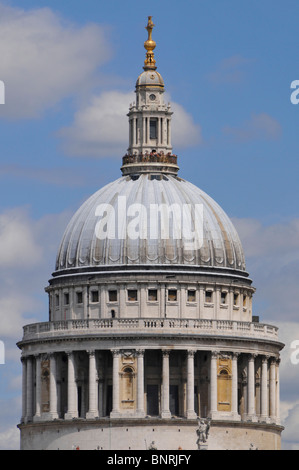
left=276, top=358, right=281, bottom=424
left=147, top=117, right=150, bottom=144
left=231, top=352, right=240, bottom=420
left=48, top=353, right=58, bottom=419
left=269, top=357, right=276, bottom=421
left=260, top=356, right=269, bottom=421
left=247, top=354, right=257, bottom=421
left=110, top=350, right=120, bottom=418
left=65, top=352, right=78, bottom=419
left=187, top=350, right=197, bottom=419
left=33, top=354, right=42, bottom=421
left=132, top=117, right=136, bottom=147
left=25, top=356, right=33, bottom=423
left=136, top=350, right=145, bottom=417
left=21, top=356, right=27, bottom=423
left=86, top=350, right=98, bottom=419
left=209, top=351, right=218, bottom=418
left=161, top=350, right=171, bottom=418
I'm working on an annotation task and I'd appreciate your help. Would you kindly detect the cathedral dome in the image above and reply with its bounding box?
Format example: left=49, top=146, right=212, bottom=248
left=55, top=173, right=246, bottom=274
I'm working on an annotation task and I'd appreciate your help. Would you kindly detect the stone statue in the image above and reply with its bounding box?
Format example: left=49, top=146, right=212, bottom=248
left=196, top=418, right=211, bottom=447
left=148, top=441, right=157, bottom=450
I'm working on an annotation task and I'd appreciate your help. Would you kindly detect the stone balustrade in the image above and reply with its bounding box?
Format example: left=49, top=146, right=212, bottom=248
left=22, top=318, right=279, bottom=342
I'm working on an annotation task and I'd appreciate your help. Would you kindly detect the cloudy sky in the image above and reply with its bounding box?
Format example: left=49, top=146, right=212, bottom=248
left=0, top=0, right=298, bottom=450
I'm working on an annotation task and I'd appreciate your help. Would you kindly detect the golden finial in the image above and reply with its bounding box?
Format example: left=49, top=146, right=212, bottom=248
left=144, top=16, right=157, bottom=70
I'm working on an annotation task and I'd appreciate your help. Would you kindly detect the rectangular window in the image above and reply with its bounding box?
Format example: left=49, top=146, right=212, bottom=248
left=243, top=295, right=247, bottom=307
left=150, top=118, right=157, bottom=139
left=91, top=290, right=99, bottom=303
left=168, top=289, right=177, bottom=302
left=234, top=293, right=239, bottom=306
left=221, top=292, right=227, bottom=304
left=108, top=290, right=118, bottom=302
left=64, top=293, right=69, bottom=305
left=128, top=289, right=138, bottom=301
left=187, top=290, right=196, bottom=302
left=76, top=291, right=83, bottom=304
left=148, top=289, right=158, bottom=301
left=205, top=291, right=212, bottom=303
left=55, top=294, right=60, bottom=307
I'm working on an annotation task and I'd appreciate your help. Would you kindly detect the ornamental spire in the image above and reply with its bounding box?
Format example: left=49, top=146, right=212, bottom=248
left=143, top=16, right=157, bottom=70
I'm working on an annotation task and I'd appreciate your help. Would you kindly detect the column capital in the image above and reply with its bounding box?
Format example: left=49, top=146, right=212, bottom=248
left=87, top=349, right=96, bottom=357
left=111, top=349, right=121, bottom=357
left=261, top=354, right=271, bottom=363
left=211, top=350, right=219, bottom=359
left=248, top=353, right=258, bottom=361
left=187, top=350, right=196, bottom=357
left=231, top=352, right=240, bottom=360
left=269, top=356, right=277, bottom=365
left=162, top=349, right=170, bottom=357
left=136, top=349, right=145, bottom=357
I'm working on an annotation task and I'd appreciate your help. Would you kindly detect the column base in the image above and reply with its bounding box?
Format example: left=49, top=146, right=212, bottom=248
left=42, top=411, right=59, bottom=421
left=209, top=411, right=241, bottom=421
left=86, top=411, right=99, bottom=420
left=33, top=414, right=42, bottom=423
left=110, top=410, right=121, bottom=419
left=245, top=414, right=258, bottom=423
left=65, top=412, right=78, bottom=420
left=187, top=410, right=198, bottom=420
left=161, top=411, right=171, bottom=419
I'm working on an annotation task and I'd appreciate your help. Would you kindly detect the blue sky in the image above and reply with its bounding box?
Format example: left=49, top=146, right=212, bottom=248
left=0, top=0, right=299, bottom=449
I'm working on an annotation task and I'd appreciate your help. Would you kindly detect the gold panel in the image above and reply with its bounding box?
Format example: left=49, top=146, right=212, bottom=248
left=217, top=357, right=232, bottom=412
left=120, top=353, right=137, bottom=411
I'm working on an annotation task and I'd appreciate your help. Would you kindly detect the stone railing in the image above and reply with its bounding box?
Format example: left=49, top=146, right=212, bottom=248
left=122, top=152, right=178, bottom=166
left=21, top=318, right=279, bottom=342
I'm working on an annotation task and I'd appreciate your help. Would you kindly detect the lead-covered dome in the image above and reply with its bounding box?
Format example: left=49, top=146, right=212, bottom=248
left=55, top=174, right=246, bottom=274
left=136, top=70, right=164, bottom=89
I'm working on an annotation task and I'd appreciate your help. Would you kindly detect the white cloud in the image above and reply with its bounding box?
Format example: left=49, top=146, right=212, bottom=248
left=59, top=91, right=134, bottom=157
left=171, top=101, right=202, bottom=148
left=231, top=217, right=299, bottom=448
left=0, top=207, right=71, bottom=339
left=0, top=424, right=20, bottom=450
left=233, top=216, right=299, bottom=323
left=223, top=113, right=282, bottom=142
left=0, top=206, right=72, bottom=449
left=59, top=90, right=202, bottom=158
left=0, top=208, right=43, bottom=268
left=0, top=3, right=111, bottom=119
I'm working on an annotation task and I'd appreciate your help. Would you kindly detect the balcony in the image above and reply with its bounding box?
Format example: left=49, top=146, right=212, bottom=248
left=21, top=317, right=280, bottom=344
